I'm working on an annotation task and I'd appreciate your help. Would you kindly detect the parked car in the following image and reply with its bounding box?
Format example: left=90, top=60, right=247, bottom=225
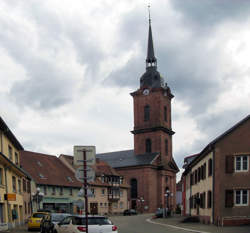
left=40, top=213, right=70, bottom=233
left=54, top=215, right=118, bottom=233
left=123, top=209, right=137, bottom=216
left=155, top=208, right=163, bottom=218
left=28, top=212, right=49, bottom=231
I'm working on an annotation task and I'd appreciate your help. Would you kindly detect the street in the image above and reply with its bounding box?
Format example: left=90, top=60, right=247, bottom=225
left=3, top=214, right=250, bottom=233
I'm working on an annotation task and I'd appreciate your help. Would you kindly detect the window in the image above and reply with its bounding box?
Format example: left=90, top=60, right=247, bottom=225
left=120, top=177, right=123, bottom=184
left=101, top=189, right=105, bottom=195
left=0, top=168, right=3, bottom=185
left=120, top=202, right=124, bottom=209
left=190, top=173, right=193, bottom=186
left=195, top=170, right=197, bottom=184
left=52, top=187, right=56, bottom=195
left=165, top=139, right=168, bottom=156
left=69, top=188, right=73, bottom=196
left=12, top=176, right=16, bottom=192
left=120, top=190, right=123, bottom=197
left=15, top=152, right=18, bottom=165
left=67, top=176, right=73, bottom=182
left=27, top=181, right=31, bottom=193
left=207, top=191, right=212, bottom=208
left=44, top=186, right=47, bottom=195
left=208, top=159, right=213, bottom=176
left=8, top=146, right=13, bottom=161
left=198, top=167, right=201, bottom=182
left=145, top=138, right=152, bottom=153
left=18, top=179, right=21, bottom=193
left=235, top=190, right=248, bottom=206
left=91, top=188, right=95, bottom=195
left=37, top=161, right=42, bottom=167
left=23, top=179, right=26, bottom=192
left=24, top=202, right=27, bottom=214
left=144, top=105, right=150, bottom=121
left=203, top=163, right=206, bottom=179
left=164, top=106, right=167, bottom=121
left=60, top=187, right=63, bottom=195
left=235, top=156, right=248, bottom=172
left=100, top=203, right=103, bottom=207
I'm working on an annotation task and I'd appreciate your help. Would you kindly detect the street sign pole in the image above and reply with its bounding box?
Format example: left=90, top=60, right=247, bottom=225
left=83, top=150, right=88, bottom=233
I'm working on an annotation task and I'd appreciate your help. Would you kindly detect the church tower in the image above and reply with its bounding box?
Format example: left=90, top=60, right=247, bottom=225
left=131, top=15, right=175, bottom=167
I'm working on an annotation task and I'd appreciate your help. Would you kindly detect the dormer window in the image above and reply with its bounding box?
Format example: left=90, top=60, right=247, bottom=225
left=67, top=176, right=73, bottom=182
left=37, top=161, right=42, bottom=167
left=39, top=173, right=45, bottom=178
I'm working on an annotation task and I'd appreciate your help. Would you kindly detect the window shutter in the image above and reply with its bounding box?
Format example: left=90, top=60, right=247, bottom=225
left=225, top=190, right=234, bottom=208
left=225, top=155, right=234, bottom=173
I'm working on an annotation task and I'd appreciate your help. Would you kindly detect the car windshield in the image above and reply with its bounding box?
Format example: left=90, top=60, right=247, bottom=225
left=33, top=213, right=46, bottom=218
left=51, top=214, right=69, bottom=222
left=72, top=217, right=112, bottom=225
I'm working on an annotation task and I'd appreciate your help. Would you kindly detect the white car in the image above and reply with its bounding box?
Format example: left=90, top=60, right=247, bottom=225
left=54, top=215, right=118, bottom=233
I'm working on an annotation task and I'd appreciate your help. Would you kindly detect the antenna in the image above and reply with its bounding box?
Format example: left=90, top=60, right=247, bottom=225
left=148, top=3, right=151, bottom=24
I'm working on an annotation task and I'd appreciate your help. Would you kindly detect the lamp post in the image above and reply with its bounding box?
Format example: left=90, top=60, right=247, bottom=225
left=164, top=190, right=170, bottom=218
left=137, top=197, right=144, bottom=214
left=32, top=187, right=44, bottom=211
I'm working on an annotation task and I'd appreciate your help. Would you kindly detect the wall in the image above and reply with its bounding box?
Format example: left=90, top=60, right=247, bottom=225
left=190, top=152, right=213, bottom=223
left=214, top=119, right=250, bottom=225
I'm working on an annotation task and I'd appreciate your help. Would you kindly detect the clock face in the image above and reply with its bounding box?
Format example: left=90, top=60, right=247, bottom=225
left=143, top=89, right=149, bottom=95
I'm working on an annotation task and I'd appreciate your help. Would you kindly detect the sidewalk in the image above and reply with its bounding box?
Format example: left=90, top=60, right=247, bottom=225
left=0, top=224, right=27, bottom=233
left=151, top=216, right=250, bottom=233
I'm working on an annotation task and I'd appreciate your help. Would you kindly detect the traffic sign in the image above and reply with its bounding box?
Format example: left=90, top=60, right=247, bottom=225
left=75, top=166, right=95, bottom=182
left=73, top=146, right=96, bottom=166
left=78, top=188, right=95, bottom=197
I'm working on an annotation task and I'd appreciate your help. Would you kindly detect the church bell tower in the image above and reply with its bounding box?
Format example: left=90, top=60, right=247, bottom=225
left=131, top=13, right=175, bottom=166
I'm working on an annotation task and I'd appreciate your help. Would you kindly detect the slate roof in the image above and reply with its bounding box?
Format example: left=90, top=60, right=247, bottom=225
left=20, top=151, right=82, bottom=188
left=96, top=149, right=159, bottom=168
left=0, top=116, right=23, bottom=150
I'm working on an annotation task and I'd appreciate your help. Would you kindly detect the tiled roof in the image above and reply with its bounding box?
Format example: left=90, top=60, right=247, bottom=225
left=20, top=151, right=82, bottom=187
left=59, top=154, right=130, bottom=188
left=96, top=150, right=159, bottom=168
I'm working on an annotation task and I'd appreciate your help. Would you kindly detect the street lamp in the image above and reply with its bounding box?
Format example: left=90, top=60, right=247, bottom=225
left=164, top=189, right=170, bottom=218
left=137, top=197, right=145, bottom=213
left=32, top=187, right=44, bottom=211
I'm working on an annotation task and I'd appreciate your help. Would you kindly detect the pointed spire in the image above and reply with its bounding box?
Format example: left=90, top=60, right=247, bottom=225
left=146, top=4, right=157, bottom=69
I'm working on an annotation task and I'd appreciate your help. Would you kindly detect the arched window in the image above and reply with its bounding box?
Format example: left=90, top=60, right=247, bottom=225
left=144, top=105, right=150, bottom=121
left=130, top=179, right=138, bottom=199
left=145, top=138, right=152, bottom=153
left=165, top=139, right=168, bottom=156
left=164, top=106, right=167, bottom=122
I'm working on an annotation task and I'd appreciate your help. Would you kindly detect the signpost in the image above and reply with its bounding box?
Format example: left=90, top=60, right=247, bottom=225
left=74, top=146, right=96, bottom=233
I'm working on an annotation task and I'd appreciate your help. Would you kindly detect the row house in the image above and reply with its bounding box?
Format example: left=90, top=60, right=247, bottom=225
left=0, top=117, right=30, bottom=230
left=182, top=115, right=250, bottom=226
left=59, top=154, right=129, bottom=215
left=20, top=151, right=83, bottom=214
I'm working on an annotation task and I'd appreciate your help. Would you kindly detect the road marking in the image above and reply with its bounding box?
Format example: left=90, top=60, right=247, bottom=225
left=146, top=218, right=211, bottom=233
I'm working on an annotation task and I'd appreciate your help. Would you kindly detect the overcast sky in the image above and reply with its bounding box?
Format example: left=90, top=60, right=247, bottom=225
left=1, top=0, right=250, bottom=180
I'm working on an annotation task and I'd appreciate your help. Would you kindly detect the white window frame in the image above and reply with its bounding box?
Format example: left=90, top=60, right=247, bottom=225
left=235, top=156, right=249, bottom=172
left=234, top=190, right=248, bottom=206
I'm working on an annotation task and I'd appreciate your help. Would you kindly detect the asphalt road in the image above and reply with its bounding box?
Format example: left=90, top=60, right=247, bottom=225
left=110, top=214, right=195, bottom=233
left=4, top=214, right=250, bottom=233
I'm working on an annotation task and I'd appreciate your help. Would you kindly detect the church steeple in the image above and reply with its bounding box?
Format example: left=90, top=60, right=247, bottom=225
left=140, top=6, right=164, bottom=89
left=146, top=14, right=157, bottom=69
